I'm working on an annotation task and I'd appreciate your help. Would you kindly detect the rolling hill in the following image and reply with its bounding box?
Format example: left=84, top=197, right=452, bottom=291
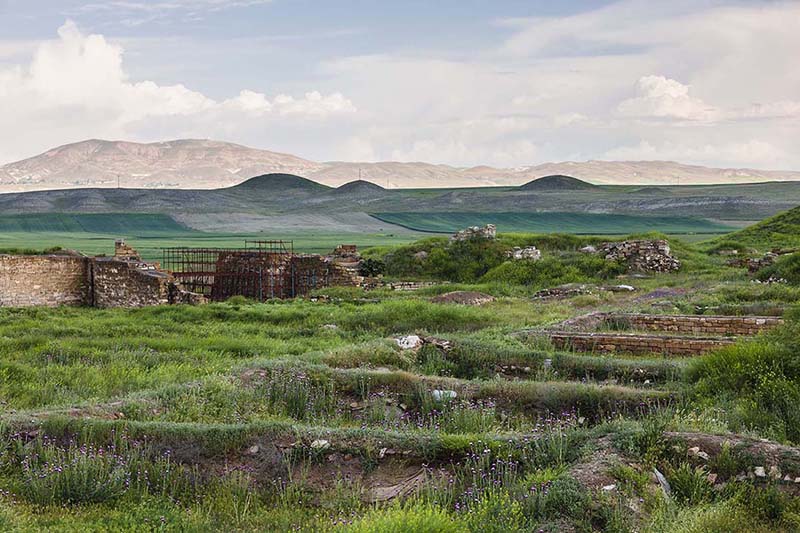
left=711, top=205, right=800, bottom=250
left=518, top=175, right=597, bottom=191
left=3, top=139, right=800, bottom=192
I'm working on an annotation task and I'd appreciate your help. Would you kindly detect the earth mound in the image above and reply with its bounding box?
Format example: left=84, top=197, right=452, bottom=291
left=518, top=175, right=597, bottom=191
left=331, top=180, right=387, bottom=196
left=232, top=173, right=329, bottom=192
left=430, top=291, right=495, bottom=306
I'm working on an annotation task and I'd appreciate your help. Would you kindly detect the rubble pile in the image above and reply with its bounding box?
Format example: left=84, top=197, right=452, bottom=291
left=506, top=246, right=542, bottom=261
left=599, top=239, right=681, bottom=273
left=451, top=224, right=497, bottom=241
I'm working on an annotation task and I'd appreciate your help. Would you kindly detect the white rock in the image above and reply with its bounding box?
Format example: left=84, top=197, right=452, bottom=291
left=310, top=439, right=330, bottom=450
left=432, top=389, right=457, bottom=401
left=754, top=466, right=766, bottom=477
left=395, top=335, right=423, bottom=350
left=602, top=484, right=616, bottom=491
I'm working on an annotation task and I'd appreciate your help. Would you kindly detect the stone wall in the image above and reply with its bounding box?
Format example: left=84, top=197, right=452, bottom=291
left=91, top=259, right=173, bottom=308
left=0, top=247, right=205, bottom=309
left=600, top=239, right=681, bottom=273
left=619, top=314, right=783, bottom=336
left=548, top=331, right=735, bottom=356
left=536, top=311, right=784, bottom=357
left=0, top=254, right=88, bottom=307
left=559, top=312, right=783, bottom=336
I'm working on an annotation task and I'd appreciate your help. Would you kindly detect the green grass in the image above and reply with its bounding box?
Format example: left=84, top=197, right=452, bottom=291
left=371, top=211, right=734, bottom=235
left=0, top=213, right=192, bottom=234
left=707, top=205, right=800, bottom=251
left=0, top=230, right=421, bottom=262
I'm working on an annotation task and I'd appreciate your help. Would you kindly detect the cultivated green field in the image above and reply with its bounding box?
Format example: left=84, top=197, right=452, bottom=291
left=0, top=213, right=424, bottom=261
left=371, top=211, right=734, bottom=235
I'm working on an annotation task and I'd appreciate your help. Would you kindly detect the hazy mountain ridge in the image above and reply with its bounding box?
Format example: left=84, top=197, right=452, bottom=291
left=2, top=139, right=800, bottom=192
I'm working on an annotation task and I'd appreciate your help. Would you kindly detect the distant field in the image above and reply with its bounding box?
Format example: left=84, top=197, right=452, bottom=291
left=0, top=213, right=192, bottom=234
left=371, top=211, right=734, bottom=235
left=0, top=230, right=421, bottom=262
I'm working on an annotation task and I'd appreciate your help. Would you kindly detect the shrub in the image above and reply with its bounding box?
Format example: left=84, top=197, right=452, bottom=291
left=343, top=504, right=467, bottom=533
left=758, top=253, right=800, bottom=284
left=688, top=339, right=800, bottom=442
left=18, top=441, right=131, bottom=506
left=668, top=463, right=714, bottom=505
left=463, top=490, right=526, bottom=533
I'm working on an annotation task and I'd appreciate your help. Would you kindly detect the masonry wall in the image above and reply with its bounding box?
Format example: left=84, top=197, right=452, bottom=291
left=561, top=312, right=783, bottom=336
left=91, top=259, right=172, bottom=308
left=0, top=255, right=88, bottom=307
left=549, top=332, right=735, bottom=356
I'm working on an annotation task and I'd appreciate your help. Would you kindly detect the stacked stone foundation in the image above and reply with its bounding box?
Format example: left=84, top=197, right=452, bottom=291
left=537, top=312, right=784, bottom=356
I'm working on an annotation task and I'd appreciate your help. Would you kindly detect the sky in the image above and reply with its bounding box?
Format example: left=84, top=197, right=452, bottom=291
left=0, top=0, right=798, bottom=169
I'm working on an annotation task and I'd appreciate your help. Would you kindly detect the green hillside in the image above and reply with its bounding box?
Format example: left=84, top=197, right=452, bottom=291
left=709, top=205, right=800, bottom=250
left=0, top=213, right=192, bottom=234
left=371, top=211, right=734, bottom=235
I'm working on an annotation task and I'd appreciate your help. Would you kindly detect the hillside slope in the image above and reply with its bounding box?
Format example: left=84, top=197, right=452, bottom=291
left=711, top=205, right=800, bottom=250
left=3, top=139, right=800, bottom=192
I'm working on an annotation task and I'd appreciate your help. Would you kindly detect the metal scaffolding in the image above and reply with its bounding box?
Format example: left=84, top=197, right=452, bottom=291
left=161, top=241, right=299, bottom=301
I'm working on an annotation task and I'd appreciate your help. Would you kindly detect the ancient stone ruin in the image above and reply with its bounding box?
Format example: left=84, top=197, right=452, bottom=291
left=506, top=246, right=542, bottom=261
left=0, top=240, right=204, bottom=309
left=599, top=239, right=681, bottom=273
left=0, top=240, right=367, bottom=308
left=524, top=312, right=783, bottom=357
left=451, top=224, right=497, bottom=241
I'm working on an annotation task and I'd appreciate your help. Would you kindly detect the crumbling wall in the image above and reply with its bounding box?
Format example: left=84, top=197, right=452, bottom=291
left=451, top=224, right=497, bottom=241
left=0, top=254, right=88, bottom=307
left=600, top=239, right=680, bottom=273
left=506, top=246, right=541, bottom=261
left=559, top=312, right=783, bottom=336
left=548, top=331, right=735, bottom=356
left=91, top=259, right=172, bottom=308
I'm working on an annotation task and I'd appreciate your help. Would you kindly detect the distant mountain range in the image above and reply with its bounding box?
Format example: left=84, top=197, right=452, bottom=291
left=2, top=139, right=800, bottom=192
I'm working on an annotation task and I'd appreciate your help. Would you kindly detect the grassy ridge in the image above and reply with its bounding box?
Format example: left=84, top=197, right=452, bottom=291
left=708, top=205, right=800, bottom=251
left=371, top=211, right=733, bottom=235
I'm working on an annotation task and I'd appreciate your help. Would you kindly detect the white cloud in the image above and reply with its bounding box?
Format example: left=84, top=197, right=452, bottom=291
left=0, top=21, right=355, bottom=163
left=618, top=75, right=717, bottom=121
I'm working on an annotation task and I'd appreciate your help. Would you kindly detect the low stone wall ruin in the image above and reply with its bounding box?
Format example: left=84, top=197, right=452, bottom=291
left=559, top=312, right=783, bottom=336
left=91, top=259, right=173, bottom=308
left=548, top=331, right=735, bottom=357
left=531, top=312, right=784, bottom=357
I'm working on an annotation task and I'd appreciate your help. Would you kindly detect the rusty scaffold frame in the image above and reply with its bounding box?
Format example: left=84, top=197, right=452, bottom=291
left=161, top=240, right=299, bottom=301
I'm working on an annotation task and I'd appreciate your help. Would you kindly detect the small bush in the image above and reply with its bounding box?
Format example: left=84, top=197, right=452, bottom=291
left=343, top=504, right=467, bottom=533
left=668, top=463, right=714, bottom=505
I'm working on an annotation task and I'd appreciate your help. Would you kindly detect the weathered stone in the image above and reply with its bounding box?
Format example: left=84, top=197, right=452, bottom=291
left=506, top=246, right=542, bottom=261
left=599, top=239, right=681, bottom=273
left=450, top=224, right=496, bottom=242
left=395, top=335, right=424, bottom=350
